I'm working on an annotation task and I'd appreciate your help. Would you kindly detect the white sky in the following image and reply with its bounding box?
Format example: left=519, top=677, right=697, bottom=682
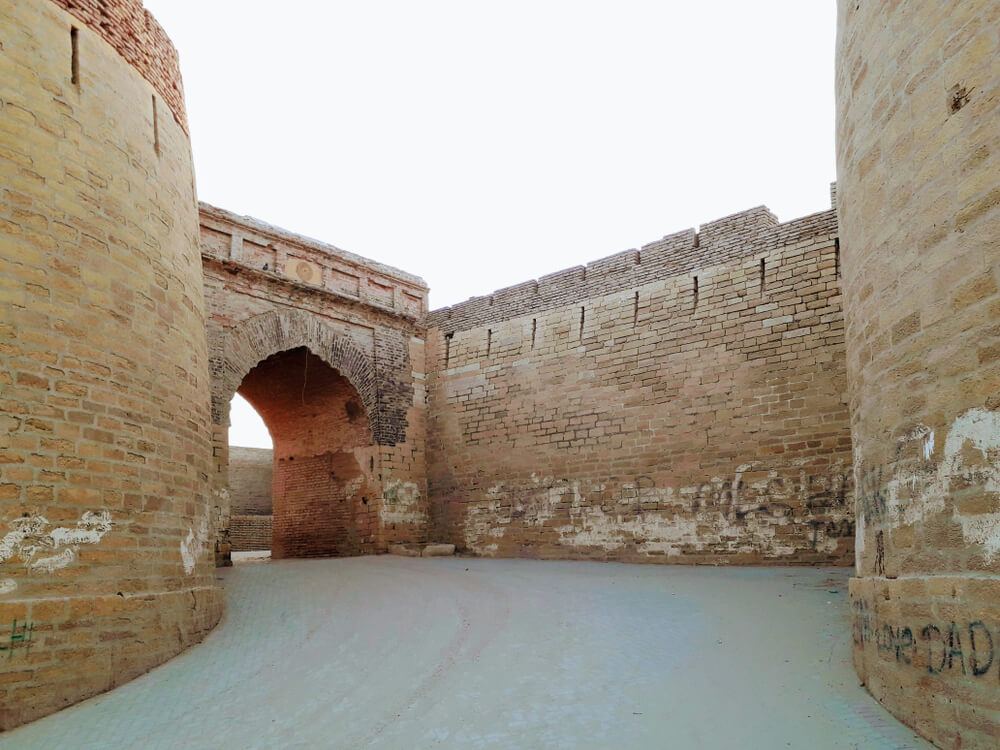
left=144, top=1, right=837, bottom=448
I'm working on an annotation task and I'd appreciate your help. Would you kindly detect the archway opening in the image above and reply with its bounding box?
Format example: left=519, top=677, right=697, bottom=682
left=236, top=346, right=380, bottom=559
left=226, top=394, right=274, bottom=557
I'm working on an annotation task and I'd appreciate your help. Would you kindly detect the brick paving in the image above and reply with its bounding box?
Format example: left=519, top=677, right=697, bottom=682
left=0, top=559, right=931, bottom=749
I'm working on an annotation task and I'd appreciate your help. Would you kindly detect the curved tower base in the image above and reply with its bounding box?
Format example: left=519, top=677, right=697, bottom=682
left=0, top=0, right=221, bottom=728
left=837, top=2, right=1000, bottom=747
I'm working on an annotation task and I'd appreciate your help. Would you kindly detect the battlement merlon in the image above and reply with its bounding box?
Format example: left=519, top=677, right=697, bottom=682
left=427, top=201, right=838, bottom=332
left=199, top=203, right=429, bottom=317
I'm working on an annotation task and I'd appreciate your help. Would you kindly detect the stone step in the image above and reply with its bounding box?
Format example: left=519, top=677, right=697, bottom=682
left=388, top=543, right=456, bottom=558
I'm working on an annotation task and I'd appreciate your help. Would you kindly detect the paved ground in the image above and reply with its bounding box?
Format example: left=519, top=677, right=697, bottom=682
left=1, top=557, right=931, bottom=749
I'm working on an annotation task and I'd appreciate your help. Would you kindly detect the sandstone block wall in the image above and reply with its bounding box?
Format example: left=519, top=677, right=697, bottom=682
left=0, top=0, right=220, bottom=729
left=46, top=0, right=188, bottom=132
left=201, top=207, right=430, bottom=560
left=426, top=207, right=854, bottom=564
left=837, top=2, right=1000, bottom=747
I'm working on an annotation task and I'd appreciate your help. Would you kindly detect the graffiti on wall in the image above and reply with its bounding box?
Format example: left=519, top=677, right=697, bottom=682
left=0, top=619, right=34, bottom=659
left=0, top=511, right=113, bottom=596
left=853, top=598, right=998, bottom=679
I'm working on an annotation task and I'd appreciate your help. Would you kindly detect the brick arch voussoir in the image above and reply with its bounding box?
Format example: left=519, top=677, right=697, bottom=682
left=211, top=310, right=380, bottom=440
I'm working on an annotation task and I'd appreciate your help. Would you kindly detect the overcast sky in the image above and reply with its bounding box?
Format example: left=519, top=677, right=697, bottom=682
left=142, top=1, right=837, bottom=447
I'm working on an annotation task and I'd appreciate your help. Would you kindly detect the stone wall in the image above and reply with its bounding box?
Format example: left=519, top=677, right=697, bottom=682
left=425, top=206, right=854, bottom=564
left=837, top=2, right=1000, bottom=747
left=0, top=0, right=220, bottom=729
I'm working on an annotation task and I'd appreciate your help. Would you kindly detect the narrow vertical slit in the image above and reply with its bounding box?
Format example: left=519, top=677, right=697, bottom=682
left=693, top=276, right=699, bottom=309
left=152, top=95, right=160, bottom=156
left=444, top=333, right=453, bottom=367
left=531, top=319, right=537, bottom=350
left=579, top=307, right=585, bottom=341
left=633, top=291, right=639, bottom=328
left=760, top=258, right=766, bottom=292
left=834, top=238, right=841, bottom=279
left=70, top=27, right=79, bottom=86
left=486, top=329, right=492, bottom=357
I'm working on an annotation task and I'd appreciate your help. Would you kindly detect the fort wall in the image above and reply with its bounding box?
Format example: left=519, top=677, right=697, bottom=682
left=837, top=2, right=1000, bottom=747
left=0, top=0, right=220, bottom=729
left=2, top=1, right=995, bottom=743
left=425, top=206, right=855, bottom=564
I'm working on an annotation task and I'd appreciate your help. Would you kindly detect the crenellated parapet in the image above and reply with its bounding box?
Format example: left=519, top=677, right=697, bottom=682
left=428, top=203, right=837, bottom=333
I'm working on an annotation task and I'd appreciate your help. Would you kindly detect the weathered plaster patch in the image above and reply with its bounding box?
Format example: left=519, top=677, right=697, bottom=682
left=462, top=464, right=852, bottom=559
left=947, top=409, right=1000, bottom=558
left=0, top=579, right=16, bottom=596
left=855, top=507, right=865, bottom=570
left=556, top=511, right=699, bottom=556
left=865, top=408, right=1000, bottom=559
left=380, top=480, right=428, bottom=526
left=181, top=516, right=209, bottom=575
left=958, top=512, right=1000, bottom=559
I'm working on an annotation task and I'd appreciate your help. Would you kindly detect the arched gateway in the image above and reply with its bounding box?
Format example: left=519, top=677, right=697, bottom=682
left=200, top=204, right=432, bottom=564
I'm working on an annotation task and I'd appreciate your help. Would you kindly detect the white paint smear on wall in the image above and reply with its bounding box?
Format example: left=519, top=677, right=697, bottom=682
left=877, top=407, right=1000, bottom=560
left=0, top=510, right=113, bottom=596
left=30, top=548, right=77, bottom=574
left=181, top=516, right=209, bottom=575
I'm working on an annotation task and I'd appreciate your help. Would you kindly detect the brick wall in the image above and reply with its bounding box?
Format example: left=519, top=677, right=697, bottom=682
left=229, top=446, right=273, bottom=516
left=229, top=515, right=272, bottom=551
left=837, top=1, right=1000, bottom=747
left=0, top=0, right=220, bottom=729
left=426, top=206, right=854, bottom=564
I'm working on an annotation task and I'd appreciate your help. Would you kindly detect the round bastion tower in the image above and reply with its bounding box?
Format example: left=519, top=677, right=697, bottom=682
left=837, top=2, right=1000, bottom=747
left=0, top=0, right=222, bottom=728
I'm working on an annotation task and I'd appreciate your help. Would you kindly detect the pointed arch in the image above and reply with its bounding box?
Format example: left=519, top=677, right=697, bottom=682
left=210, top=309, right=379, bottom=438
